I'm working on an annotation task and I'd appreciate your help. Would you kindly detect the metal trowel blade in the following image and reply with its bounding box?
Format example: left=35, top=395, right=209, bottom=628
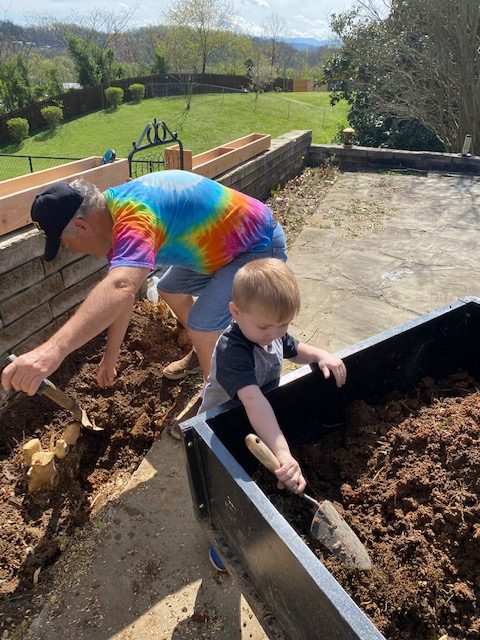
left=310, top=499, right=372, bottom=570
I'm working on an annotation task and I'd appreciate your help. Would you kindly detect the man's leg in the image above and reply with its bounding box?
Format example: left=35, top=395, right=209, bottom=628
left=189, top=329, right=221, bottom=379
left=158, top=291, right=203, bottom=379
left=159, top=291, right=219, bottom=379
left=159, top=291, right=193, bottom=329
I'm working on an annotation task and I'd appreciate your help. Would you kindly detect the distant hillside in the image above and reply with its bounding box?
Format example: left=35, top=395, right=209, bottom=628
left=281, top=37, right=337, bottom=50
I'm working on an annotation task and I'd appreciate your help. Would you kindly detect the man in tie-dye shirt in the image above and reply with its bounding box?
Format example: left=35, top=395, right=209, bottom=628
left=1, top=171, right=286, bottom=401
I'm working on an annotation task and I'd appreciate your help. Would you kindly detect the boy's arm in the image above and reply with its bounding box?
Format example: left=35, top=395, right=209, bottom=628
left=289, top=342, right=347, bottom=387
left=237, top=385, right=306, bottom=493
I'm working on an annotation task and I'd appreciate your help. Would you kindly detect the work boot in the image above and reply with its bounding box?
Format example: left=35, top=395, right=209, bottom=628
left=163, top=350, right=201, bottom=380
left=169, top=393, right=203, bottom=441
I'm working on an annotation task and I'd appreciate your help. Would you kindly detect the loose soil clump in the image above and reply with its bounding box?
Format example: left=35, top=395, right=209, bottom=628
left=260, top=373, right=479, bottom=639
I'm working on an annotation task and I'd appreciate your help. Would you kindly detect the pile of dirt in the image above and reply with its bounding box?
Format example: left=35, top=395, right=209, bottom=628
left=0, top=299, right=200, bottom=635
left=261, top=373, right=479, bottom=639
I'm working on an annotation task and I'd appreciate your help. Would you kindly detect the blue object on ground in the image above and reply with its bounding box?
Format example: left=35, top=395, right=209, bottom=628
left=208, top=545, right=228, bottom=574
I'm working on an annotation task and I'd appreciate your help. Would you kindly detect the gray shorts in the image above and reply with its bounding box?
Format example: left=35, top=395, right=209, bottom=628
left=157, top=223, right=287, bottom=332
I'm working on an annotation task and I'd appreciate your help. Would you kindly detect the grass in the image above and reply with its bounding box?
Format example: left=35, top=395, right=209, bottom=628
left=0, top=91, right=349, bottom=180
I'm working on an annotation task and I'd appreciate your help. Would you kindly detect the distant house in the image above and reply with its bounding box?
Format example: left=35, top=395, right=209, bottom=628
left=62, top=83, right=82, bottom=91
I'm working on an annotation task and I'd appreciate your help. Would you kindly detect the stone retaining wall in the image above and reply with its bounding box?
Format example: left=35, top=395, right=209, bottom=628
left=0, top=130, right=312, bottom=364
left=308, top=144, right=480, bottom=175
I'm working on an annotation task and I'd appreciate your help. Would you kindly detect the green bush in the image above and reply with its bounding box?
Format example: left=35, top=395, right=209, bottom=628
left=105, top=86, right=124, bottom=109
left=128, top=83, right=145, bottom=103
left=6, top=117, right=29, bottom=143
left=41, top=105, right=63, bottom=130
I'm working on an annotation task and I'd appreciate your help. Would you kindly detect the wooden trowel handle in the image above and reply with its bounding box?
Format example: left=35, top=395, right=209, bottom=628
left=7, top=355, right=75, bottom=411
left=245, top=434, right=281, bottom=474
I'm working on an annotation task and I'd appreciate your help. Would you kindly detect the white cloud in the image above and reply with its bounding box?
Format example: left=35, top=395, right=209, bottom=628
left=6, top=0, right=356, bottom=39
left=245, top=0, right=269, bottom=7
left=233, top=14, right=265, bottom=37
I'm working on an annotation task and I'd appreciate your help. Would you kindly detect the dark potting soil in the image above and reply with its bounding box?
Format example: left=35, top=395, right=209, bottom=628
left=258, top=373, right=479, bottom=639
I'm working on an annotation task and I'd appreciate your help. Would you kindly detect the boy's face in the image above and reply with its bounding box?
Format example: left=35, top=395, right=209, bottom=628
left=229, top=302, right=292, bottom=346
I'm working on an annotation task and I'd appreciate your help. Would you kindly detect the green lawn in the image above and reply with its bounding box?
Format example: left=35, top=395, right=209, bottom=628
left=0, top=92, right=349, bottom=180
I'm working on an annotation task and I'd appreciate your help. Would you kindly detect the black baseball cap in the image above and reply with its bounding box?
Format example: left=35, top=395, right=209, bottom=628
left=31, top=182, right=84, bottom=261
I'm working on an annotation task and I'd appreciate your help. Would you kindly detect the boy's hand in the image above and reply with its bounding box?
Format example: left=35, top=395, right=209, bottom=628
left=316, top=353, right=347, bottom=387
left=275, top=451, right=307, bottom=494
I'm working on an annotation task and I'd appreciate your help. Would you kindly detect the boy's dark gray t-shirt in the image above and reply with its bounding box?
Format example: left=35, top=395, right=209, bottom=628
left=200, top=322, right=299, bottom=412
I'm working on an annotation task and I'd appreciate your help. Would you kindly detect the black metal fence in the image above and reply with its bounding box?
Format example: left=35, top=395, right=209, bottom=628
left=0, top=153, right=80, bottom=182
left=0, top=151, right=177, bottom=182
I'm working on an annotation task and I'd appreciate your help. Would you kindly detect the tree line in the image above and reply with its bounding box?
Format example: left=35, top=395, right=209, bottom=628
left=1, top=0, right=478, bottom=153
left=0, top=1, right=335, bottom=116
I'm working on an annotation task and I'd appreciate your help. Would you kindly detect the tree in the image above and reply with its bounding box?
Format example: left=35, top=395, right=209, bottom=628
left=207, top=31, right=253, bottom=75
left=0, top=54, right=32, bottom=112
left=30, top=55, right=63, bottom=99
left=66, top=34, right=122, bottom=85
left=325, top=0, right=480, bottom=152
left=262, top=13, right=285, bottom=81
left=276, top=42, right=295, bottom=90
left=39, top=8, right=135, bottom=85
left=0, top=27, right=35, bottom=113
left=248, top=44, right=272, bottom=93
left=166, top=0, right=237, bottom=74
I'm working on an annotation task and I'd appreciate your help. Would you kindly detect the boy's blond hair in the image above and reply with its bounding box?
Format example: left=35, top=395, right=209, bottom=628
left=232, top=258, right=300, bottom=321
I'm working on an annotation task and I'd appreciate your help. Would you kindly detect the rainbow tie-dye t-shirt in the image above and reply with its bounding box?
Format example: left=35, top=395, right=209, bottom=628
left=103, top=170, right=275, bottom=275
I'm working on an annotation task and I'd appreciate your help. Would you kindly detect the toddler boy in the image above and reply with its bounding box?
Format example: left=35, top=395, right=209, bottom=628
left=201, top=257, right=346, bottom=489
left=200, top=258, right=347, bottom=572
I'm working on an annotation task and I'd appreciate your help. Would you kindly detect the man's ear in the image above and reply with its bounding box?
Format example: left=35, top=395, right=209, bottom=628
left=71, top=218, right=89, bottom=233
left=229, top=301, right=239, bottom=320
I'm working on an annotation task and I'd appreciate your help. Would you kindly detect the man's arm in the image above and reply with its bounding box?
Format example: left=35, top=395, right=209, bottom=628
left=1, top=266, right=149, bottom=395
left=96, top=291, right=137, bottom=387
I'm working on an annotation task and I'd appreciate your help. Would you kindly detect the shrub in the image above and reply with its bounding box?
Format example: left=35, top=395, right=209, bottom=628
left=41, top=105, right=63, bottom=130
left=6, top=117, right=29, bottom=143
left=128, top=83, right=145, bottom=103
left=105, top=86, right=124, bottom=109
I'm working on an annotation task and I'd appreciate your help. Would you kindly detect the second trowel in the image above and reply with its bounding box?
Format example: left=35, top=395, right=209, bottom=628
left=7, top=354, right=102, bottom=431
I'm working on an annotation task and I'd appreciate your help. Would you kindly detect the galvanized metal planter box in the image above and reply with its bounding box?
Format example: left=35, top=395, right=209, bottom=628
left=180, top=297, right=480, bottom=640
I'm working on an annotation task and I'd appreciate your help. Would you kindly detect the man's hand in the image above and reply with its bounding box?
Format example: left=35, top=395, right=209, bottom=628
left=97, top=353, right=117, bottom=387
left=1, top=344, right=63, bottom=396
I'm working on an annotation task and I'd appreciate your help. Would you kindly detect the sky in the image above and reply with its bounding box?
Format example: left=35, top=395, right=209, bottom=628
left=2, top=0, right=358, bottom=41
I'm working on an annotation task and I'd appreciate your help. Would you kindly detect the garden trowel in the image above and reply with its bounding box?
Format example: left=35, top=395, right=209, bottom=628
left=6, top=354, right=102, bottom=431
left=245, top=433, right=371, bottom=570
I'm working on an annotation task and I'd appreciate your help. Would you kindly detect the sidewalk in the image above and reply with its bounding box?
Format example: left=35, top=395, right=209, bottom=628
left=26, top=169, right=480, bottom=639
